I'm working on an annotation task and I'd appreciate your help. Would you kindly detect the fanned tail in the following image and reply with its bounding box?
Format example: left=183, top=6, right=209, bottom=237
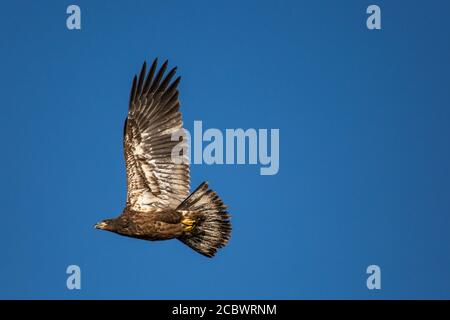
left=177, top=182, right=231, bottom=257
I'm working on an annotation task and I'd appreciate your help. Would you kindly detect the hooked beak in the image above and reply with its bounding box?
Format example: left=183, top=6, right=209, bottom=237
left=94, top=222, right=108, bottom=230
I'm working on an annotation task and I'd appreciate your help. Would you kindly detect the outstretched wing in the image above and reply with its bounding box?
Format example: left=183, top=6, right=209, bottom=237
left=124, top=58, right=190, bottom=212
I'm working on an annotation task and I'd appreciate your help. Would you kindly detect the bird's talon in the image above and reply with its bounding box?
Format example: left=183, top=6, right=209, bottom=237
left=182, top=218, right=194, bottom=226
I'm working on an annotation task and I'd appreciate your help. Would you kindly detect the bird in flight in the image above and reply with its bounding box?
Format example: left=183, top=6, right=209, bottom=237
left=94, top=58, right=231, bottom=257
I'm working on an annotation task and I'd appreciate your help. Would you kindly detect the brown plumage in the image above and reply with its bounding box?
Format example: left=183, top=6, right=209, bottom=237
left=95, top=58, right=231, bottom=257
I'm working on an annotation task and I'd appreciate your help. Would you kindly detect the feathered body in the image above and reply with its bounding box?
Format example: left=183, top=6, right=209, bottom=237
left=95, top=58, right=231, bottom=257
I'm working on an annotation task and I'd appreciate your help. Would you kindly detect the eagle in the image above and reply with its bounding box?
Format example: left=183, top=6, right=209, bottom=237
left=94, top=58, right=231, bottom=257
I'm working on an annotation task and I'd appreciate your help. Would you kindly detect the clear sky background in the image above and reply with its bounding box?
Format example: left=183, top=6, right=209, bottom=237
left=1, top=1, right=450, bottom=299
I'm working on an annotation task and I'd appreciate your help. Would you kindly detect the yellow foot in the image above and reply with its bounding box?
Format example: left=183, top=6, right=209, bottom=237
left=182, top=218, right=195, bottom=226
left=182, top=217, right=195, bottom=232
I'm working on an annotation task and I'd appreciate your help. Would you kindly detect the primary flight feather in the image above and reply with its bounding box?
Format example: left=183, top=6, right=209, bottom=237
left=95, top=58, right=231, bottom=257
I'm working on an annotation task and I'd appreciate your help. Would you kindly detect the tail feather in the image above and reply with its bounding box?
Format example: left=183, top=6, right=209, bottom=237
left=177, top=182, right=231, bottom=257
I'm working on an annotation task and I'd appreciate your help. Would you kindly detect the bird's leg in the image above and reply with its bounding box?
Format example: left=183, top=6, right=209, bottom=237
left=180, top=211, right=196, bottom=232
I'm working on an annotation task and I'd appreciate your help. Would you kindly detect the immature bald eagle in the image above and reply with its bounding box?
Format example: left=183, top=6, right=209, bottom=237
left=94, top=58, right=231, bottom=257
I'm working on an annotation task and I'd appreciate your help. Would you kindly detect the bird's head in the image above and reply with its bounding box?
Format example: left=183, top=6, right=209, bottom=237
left=94, top=219, right=115, bottom=231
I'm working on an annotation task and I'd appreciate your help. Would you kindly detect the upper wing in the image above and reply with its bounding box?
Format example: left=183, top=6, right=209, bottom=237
left=124, top=58, right=190, bottom=212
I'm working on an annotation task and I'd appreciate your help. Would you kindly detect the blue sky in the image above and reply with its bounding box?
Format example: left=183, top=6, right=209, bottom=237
left=1, top=0, right=450, bottom=299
